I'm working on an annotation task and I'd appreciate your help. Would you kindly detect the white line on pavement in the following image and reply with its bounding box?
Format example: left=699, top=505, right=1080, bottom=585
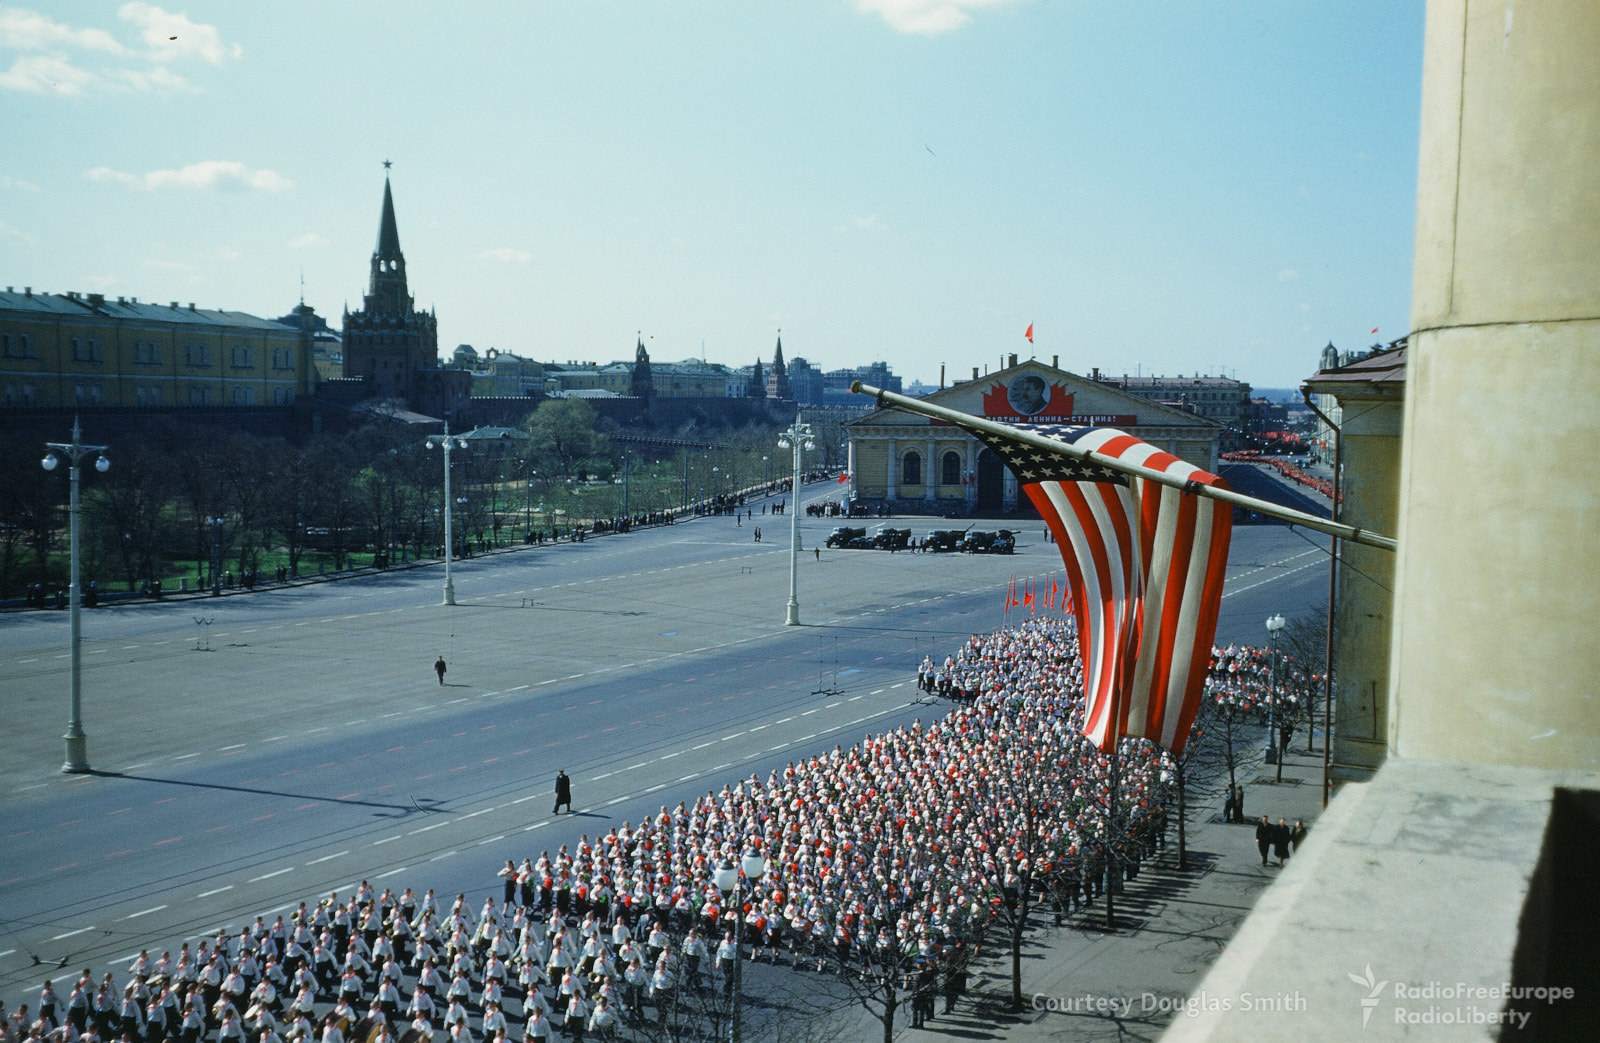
left=306, top=851, right=348, bottom=865
left=120, top=905, right=167, bottom=920
left=198, top=886, right=233, bottom=898
left=52, top=927, right=95, bottom=941
left=248, top=868, right=293, bottom=882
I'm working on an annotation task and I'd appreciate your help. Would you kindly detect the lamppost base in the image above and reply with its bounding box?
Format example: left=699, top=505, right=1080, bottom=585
left=443, top=582, right=456, bottom=606
left=62, top=733, right=89, bottom=774
left=785, top=600, right=800, bottom=626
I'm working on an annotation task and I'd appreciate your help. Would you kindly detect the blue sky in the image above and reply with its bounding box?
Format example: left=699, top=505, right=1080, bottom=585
left=0, top=1, right=1425, bottom=388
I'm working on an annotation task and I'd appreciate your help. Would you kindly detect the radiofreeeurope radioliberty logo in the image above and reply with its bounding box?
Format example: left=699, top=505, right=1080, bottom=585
left=1345, top=966, right=1569, bottom=1031
left=1347, top=964, right=1389, bottom=1028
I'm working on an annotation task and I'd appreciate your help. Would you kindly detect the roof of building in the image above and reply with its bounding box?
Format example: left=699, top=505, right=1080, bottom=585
left=549, top=388, right=627, bottom=399
left=0, top=289, right=294, bottom=332
left=461, top=426, right=529, bottom=442
left=1114, top=375, right=1248, bottom=388
left=1304, top=347, right=1408, bottom=390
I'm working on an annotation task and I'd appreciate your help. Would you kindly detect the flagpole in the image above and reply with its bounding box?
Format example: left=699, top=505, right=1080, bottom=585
left=849, top=382, right=1396, bottom=552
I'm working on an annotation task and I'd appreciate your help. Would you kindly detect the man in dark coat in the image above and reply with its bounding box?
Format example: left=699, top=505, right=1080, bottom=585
left=434, top=656, right=447, bottom=685
left=553, top=771, right=572, bottom=814
left=1255, top=816, right=1273, bottom=866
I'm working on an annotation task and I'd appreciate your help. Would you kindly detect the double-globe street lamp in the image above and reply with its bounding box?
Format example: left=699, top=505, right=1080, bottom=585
left=1266, top=613, right=1286, bottom=779
left=424, top=425, right=471, bottom=605
left=41, top=419, right=110, bottom=773
left=778, top=416, right=814, bottom=626
left=713, top=849, right=768, bottom=1043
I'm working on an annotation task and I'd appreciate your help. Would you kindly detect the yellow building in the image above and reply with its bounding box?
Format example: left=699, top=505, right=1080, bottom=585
left=1, top=287, right=315, bottom=409
left=845, top=358, right=1223, bottom=513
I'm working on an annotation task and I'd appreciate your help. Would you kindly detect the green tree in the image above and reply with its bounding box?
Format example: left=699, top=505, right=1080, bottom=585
left=523, top=398, right=609, bottom=479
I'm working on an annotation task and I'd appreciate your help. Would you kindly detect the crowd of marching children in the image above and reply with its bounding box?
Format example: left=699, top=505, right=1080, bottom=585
left=3, top=617, right=1335, bottom=1043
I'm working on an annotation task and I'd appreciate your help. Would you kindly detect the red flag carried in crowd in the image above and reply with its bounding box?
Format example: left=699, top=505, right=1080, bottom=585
left=1024, top=578, right=1035, bottom=614
left=1024, top=323, right=1034, bottom=344
left=971, top=423, right=1232, bottom=757
left=837, top=472, right=850, bottom=485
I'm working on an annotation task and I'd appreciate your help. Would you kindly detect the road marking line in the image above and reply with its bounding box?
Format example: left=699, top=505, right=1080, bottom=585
left=409, top=823, right=447, bottom=834
left=306, top=851, right=348, bottom=865
left=592, top=773, right=613, bottom=780
left=768, top=743, right=790, bottom=752
left=198, top=886, right=233, bottom=897
left=606, top=797, right=628, bottom=806
left=219, top=743, right=245, bottom=751
left=510, top=795, right=539, bottom=805
left=373, top=836, right=401, bottom=846
left=52, top=926, right=95, bottom=940
left=172, top=752, right=200, bottom=761
left=249, top=868, right=293, bottom=882
left=430, top=851, right=456, bottom=861
left=692, top=742, right=714, bottom=750
left=121, top=905, right=167, bottom=920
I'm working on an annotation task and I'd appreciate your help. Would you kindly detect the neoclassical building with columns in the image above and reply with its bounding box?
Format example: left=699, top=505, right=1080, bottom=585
left=843, top=358, right=1223, bottom=514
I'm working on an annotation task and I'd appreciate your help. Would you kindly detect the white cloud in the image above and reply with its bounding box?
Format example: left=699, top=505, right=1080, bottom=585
left=849, top=0, right=1022, bottom=35
left=0, top=175, right=42, bottom=191
left=0, top=5, right=235, bottom=96
left=1277, top=269, right=1300, bottom=282
left=289, top=232, right=329, bottom=249
left=110, top=65, right=194, bottom=93
left=0, top=219, right=37, bottom=244
left=212, top=246, right=242, bottom=262
left=117, top=3, right=241, bottom=65
left=141, top=258, right=194, bottom=272
left=86, top=160, right=292, bottom=192
left=476, top=247, right=532, bottom=264
left=0, top=8, right=125, bottom=53
left=0, top=53, right=98, bottom=94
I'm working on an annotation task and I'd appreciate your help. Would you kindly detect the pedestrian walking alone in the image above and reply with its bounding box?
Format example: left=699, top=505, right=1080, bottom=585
left=553, top=771, right=572, bottom=815
left=1255, top=815, right=1273, bottom=866
left=434, top=656, right=447, bottom=685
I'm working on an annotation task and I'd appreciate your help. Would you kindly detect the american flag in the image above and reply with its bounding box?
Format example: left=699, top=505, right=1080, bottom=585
left=974, top=423, right=1232, bottom=756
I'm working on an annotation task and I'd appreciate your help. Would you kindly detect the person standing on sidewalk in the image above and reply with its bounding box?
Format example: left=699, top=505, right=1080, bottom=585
left=1255, top=816, right=1273, bottom=866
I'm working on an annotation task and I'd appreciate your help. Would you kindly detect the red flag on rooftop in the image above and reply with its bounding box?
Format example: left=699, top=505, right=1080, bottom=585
left=1024, top=323, right=1034, bottom=344
left=970, top=422, right=1232, bottom=757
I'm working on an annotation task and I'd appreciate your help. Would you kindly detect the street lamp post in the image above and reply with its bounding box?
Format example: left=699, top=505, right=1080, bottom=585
left=713, top=850, right=767, bottom=1043
left=207, top=515, right=226, bottom=595
left=1266, top=613, right=1286, bottom=779
left=424, top=424, right=470, bottom=605
left=778, top=416, right=815, bottom=626
left=41, top=419, right=110, bottom=773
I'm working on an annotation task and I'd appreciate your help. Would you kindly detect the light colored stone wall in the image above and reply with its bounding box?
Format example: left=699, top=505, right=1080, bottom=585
left=1391, top=0, right=1600, bottom=771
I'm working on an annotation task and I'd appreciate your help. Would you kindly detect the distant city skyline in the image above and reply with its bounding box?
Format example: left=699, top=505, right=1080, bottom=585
left=1, top=2, right=1424, bottom=389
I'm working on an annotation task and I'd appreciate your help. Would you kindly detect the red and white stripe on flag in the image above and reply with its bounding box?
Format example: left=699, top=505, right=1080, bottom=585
left=976, top=424, right=1232, bottom=757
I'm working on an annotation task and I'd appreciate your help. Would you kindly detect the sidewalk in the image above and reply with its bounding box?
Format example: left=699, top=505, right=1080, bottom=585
left=888, top=740, right=1330, bottom=1042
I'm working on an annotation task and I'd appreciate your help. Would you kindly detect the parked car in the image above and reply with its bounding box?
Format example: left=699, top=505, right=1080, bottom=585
left=872, top=527, right=912, bottom=550
left=960, top=530, right=997, bottom=553
left=827, top=526, right=867, bottom=548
